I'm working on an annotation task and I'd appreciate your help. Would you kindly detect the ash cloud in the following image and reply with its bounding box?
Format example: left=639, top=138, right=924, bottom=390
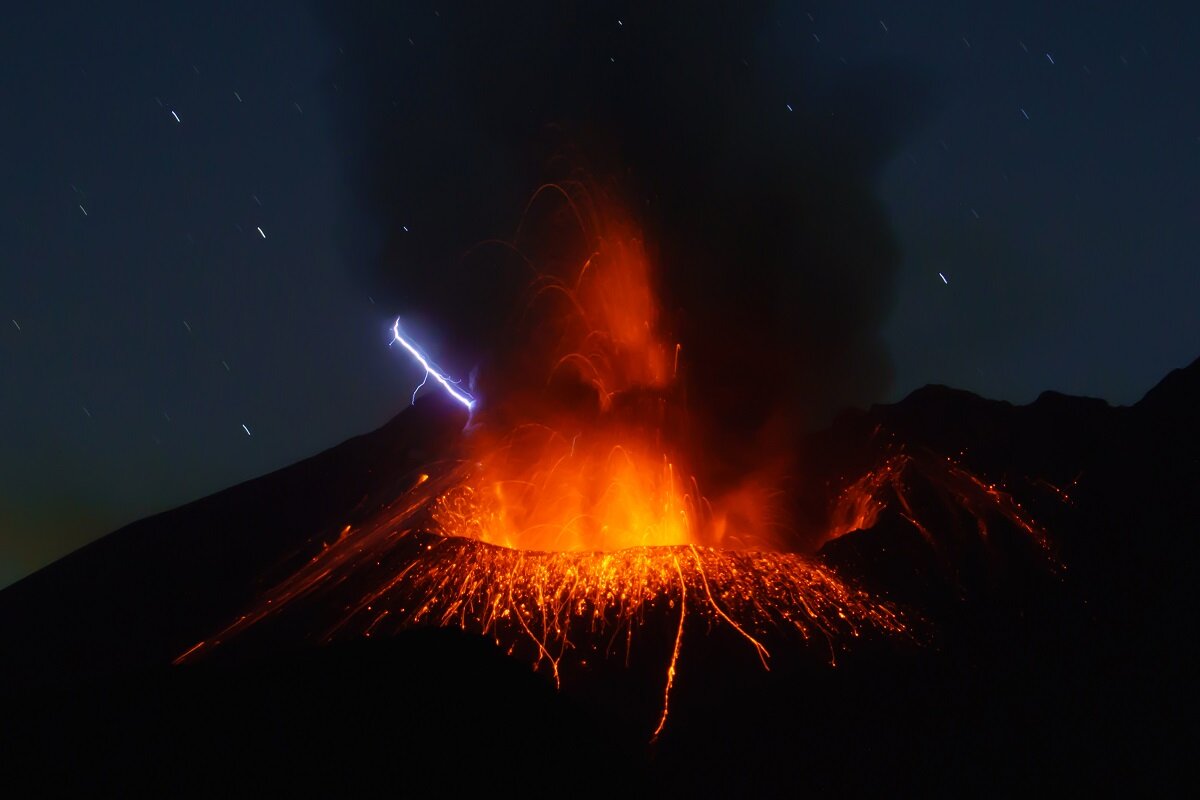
left=322, top=1, right=932, bottom=428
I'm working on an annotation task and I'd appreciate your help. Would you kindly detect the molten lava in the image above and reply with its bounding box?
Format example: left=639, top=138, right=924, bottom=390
left=176, top=183, right=1051, bottom=739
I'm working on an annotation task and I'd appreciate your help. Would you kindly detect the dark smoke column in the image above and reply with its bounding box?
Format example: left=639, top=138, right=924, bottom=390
left=322, top=1, right=929, bottom=431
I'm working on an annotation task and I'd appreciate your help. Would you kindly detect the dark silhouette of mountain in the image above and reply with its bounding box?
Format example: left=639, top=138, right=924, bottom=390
left=2, top=358, right=1197, bottom=796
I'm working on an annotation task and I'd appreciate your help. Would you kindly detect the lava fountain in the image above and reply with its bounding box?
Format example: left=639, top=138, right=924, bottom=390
left=177, top=183, right=1046, bottom=739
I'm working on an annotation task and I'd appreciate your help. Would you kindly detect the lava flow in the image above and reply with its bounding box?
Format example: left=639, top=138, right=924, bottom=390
left=176, top=183, right=1048, bottom=739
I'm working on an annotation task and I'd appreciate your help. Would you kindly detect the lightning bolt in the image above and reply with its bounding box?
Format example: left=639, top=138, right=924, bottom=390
left=391, top=318, right=475, bottom=410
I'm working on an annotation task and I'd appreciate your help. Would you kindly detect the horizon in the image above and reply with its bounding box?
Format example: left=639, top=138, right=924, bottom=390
left=4, top=349, right=1193, bottom=591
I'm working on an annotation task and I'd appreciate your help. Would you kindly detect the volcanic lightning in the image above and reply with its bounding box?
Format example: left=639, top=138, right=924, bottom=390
left=391, top=318, right=475, bottom=410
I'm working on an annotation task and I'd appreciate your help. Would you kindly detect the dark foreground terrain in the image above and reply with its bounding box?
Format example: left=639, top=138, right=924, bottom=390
left=2, top=359, right=1197, bottom=796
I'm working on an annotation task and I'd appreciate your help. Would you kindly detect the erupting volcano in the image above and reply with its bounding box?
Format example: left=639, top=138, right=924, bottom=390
left=7, top=3, right=1197, bottom=793
left=175, top=184, right=1052, bottom=738
left=3, top=186, right=1192, bottom=791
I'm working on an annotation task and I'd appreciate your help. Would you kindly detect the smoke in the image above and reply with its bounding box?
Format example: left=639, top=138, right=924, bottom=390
left=322, top=1, right=932, bottom=429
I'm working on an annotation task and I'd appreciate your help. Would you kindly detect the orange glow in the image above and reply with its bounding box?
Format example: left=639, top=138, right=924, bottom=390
left=176, top=184, right=1052, bottom=740
left=446, top=184, right=782, bottom=554
left=827, top=453, right=1053, bottom=555
left=433, top=427, right=777, bottom=552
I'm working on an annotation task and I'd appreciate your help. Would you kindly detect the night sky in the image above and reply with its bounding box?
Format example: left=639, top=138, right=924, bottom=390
left=2, top=1, right=1197, bottom=587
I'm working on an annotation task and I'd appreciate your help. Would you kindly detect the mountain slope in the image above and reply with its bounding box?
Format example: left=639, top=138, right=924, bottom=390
left=1, top=358, right=1196, bottom=794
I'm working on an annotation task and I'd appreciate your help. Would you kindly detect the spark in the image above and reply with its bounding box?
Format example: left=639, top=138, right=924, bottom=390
left=786, top=103, right=793, bottom=112
left=11, top=319, right=20, bottom=331
left=1019, top=40, right=1029, bottom=53
left=177, top=641, right=206, bottom=661
left=1046, top=52, right=1055, bottom=65
left=391, top=319, right=475, bottom=410
left=242, top=423, right=252, bottom=436
left=171, top=110, right=181, bottom=123
left=182, top=320, right=192, bottom=333
left=879, top=20, right=888, bottom=33
left=257, top=226, right=266, bottom=239
left=79, top=205, right=88, bottom=216
left=221, top=360, right=230, bottom=371
left=82, top=406, right=91, bottom=418
left=939, top=272, right=949, bottom=284
left=1020, top=108, right=1030, bottom=120
left=651, top=553, right=686, bottom=742
left=234, top=91, right=242, bottom=102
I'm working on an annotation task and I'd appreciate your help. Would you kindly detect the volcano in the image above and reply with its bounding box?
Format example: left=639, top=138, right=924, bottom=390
left=2, top=355, right=1196, bottom=795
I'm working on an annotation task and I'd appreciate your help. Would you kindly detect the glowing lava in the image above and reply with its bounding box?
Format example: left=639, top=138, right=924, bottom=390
left=177, top=183, right=1050, bottom=739
left=174, top=463, right=907, bottom=740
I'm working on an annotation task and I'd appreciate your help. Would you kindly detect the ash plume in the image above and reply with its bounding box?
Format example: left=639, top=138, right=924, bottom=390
left=323, top=1, right=932, bottom=428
